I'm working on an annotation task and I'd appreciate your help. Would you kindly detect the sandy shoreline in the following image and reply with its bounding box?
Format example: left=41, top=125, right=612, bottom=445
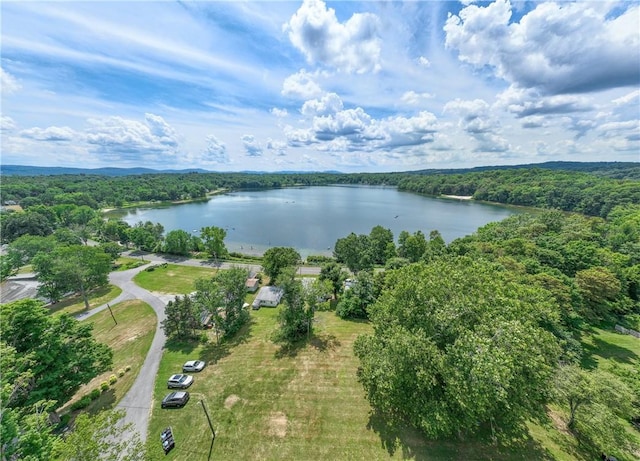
left=441, top=194, right=473, bottom=200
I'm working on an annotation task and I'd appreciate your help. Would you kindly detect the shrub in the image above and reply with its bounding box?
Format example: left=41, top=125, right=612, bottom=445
left=307, top=255, right=334, bottom=264
left=70, top=395, right=91, bottom=411
left=108, top=374, right=118, bottom=385
left=100, top=381, right=109, bottom=392
left=117, top=368, right=125, bottom=377
left=89, top=389, right=101, bottom=401
left=125, top=365, right=131, bottom=372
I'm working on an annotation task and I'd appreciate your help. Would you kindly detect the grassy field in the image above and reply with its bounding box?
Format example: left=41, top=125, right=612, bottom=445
left=63, top=299, right=157, bottom=414
left=48, top=284, right=122, bottom=316
left=133, top=263, right=217, bottom=294
left=144, top=308, right=566, bottom=461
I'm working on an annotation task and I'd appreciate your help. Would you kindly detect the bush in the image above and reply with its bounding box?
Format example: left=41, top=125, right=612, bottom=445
left=117, top=368, right=125, bottom=377
left=124, top=365, right=131, bottom=372
left=89, top=389, right=101, bottom=401
left=70, top=395, right=92, bottom=411
left=307, top=255, right=334, bottom=264
left=108, top=374, right=118, bottom=385
left=100, top=381, right=109, bottom=392
left=145, top=266, right=155, bottom=272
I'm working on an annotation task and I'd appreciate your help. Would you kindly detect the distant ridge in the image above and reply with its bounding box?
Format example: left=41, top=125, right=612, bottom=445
left=0, top=161, right=638, bottom=177
left=0, top=165, right=212, bottom=176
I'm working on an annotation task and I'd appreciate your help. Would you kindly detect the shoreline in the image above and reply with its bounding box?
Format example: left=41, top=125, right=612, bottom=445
left=441, top=194, right=473, bottom=200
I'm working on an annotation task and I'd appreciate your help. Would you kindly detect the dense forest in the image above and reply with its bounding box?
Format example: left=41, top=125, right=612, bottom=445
left=1, top=162, right=639, bottom=218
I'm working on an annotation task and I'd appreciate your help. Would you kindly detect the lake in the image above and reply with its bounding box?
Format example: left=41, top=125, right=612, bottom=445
left=117, top=185, right=519, bottom=257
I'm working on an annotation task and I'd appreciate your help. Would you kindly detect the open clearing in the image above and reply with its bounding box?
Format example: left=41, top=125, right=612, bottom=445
left=143, top=308, right=582, bottom=460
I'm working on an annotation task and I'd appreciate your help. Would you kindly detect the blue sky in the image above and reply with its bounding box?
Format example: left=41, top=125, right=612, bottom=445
left=1, top=0, right=639, bottom=172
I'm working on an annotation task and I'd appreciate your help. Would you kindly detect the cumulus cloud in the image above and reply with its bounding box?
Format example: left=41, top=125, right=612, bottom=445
left=1, top=116, right=17, bottom=132
left=281, top=69, right=323, bottom=99
left=202, top=135, right=228, bottom=163
left=444, top=98, right=494, bottom=133
left=497, top=87, right=593, bottom=118
left=444, top=0, right=640, bottom=94
left=285, top=0, right=382, bottom=74
left=1, top=68, right=21, bottom=94
left=271, top=108, right=289, bottom=118
left=85, top=113, right=179, bottom=160
left=20, top=125, right=77, bottom=141
left=301, top=92, right=343, bottom=116
left=401, top=91, right=434, bottom=106
left=241, top=134, right=263, bottom=157
left=266, top=138, right=287, bottom=156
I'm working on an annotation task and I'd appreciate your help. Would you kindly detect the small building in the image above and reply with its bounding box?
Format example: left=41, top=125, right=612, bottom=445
left=245, top=277, right=260, bottom=293
left=251, top=286, right=284, bottom=310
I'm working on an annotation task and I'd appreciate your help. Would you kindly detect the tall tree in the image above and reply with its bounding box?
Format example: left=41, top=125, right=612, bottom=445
left=194, top=267, right=250, bottom=337
left=1, top=299, right=113, bottom=410
left=274, top=267, right=312, bottom=343
left=163, top=229, right=192, bottom=256
left=161, top=295, right=201, bottom=339
left=262, top=246, right=300, bottom=282
left=200, top=225, right=228, bottom=259
left=354, top=257, right=562, bottom=439
left=333, top=233, right=373, bottom=273
left=32, top=245, right=112, bottom=308
left=335, top=271, right=376, bottom=319
left=369, top=225, right=395, bottom=265
left=319, top=261, right=348, bottom=299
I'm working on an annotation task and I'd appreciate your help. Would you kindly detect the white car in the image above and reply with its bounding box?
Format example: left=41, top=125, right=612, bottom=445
left=167, top=373, right=193, bottom=389
left=182, top=360, right=206, bottom=372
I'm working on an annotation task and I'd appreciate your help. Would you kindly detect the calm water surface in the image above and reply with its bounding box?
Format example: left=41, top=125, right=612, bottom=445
left=118, top=186, right=519, bottom=257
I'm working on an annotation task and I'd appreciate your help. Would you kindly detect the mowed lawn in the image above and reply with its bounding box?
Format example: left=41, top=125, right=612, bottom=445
left=64, top=299, right=156, bottom=412
left=133, top=263, right=217, bottom=294
left=145, top=308, right=557, bottom=461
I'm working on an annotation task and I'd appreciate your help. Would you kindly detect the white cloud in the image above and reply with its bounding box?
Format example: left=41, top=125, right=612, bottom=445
left=613, top=89, right=640, bottom=107
left=301, top=92, right=343, bottom=116
left=266, top=138, right=287, bottom=156
left=20, top=126, right=77, bottom=142
left=445, top=0, right=640, bottom=94
left=281, top=69, right=323, bottom=99
left=241, top=134, right=263, bottom=157
left=202, top=135, right=228, bottom=164
left=271, top=108, right=288, bottom=118
left=401, top=91, right=434, bottom=106
left=416, top=56, right=431, bottom=68
left=0, top=67, right=21, bottom=94
left=85, top=113, right=179, bottom=160
left=1, top=116, right=17, bottom=132
left=285, top=0, right=382, bottom=74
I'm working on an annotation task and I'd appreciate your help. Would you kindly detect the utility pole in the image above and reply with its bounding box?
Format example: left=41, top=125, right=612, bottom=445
left=201, top=400, right=216, bottom=460
left=107, top=303, right=117, bottom=325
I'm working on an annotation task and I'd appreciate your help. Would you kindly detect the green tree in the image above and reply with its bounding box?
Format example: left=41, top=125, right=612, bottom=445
left=161, top=295, right=201, bottom=339
left=354, top=258, right=562, bottom=439
left=0, top=252, right=21, bottom=281
left=128, top=221, right=164, bottom=252
left=333, top=232, right=373, bottom=273
left=194, top=267, right=250, bottom=338
left=274, top=267, right=312, bottom=343
left=32, top=245, right=112, bottom=308
left=554, top=365, right=638, bottom=458
left=1, top=299, right=112, bottom=410
left=163, top=229, right=192, bottom=256
left=200, top=225, right=228, bottom=260
left=397, top=230, right=427, bottom=262
left=304, top=278, right=333, bottom=313
left=318, top=261, right=348, bottom=299
left=575, top=266, right=622, bottom=318
left=0, top=211, right=54, bottom=243
left=335, top=271, right=376, bottom=319
left=262, top=246, right=300, bottom=282
left=51, top=409, right=144, bottom=461
left=369, top=225, right=394, bottom=265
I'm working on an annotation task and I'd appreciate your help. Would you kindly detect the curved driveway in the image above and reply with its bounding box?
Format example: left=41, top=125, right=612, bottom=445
left=77, top=254, right=321, bottom=445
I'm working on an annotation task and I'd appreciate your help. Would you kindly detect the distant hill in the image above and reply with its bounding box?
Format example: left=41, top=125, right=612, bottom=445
left=0, top=165, right=212, bottom=176
left=1, top=161, right=638, bottom=179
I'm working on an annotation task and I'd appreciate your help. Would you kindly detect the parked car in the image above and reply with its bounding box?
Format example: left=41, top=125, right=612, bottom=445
left=161, top=391, right=190, bottom=409
left=167, top=374, right=193, bottom=389
left=182, top=360, right=206, bottom=372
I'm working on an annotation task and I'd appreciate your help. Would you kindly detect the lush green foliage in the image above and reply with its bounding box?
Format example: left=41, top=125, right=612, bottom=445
left=200, top=225, right=228, bottom=259
left=262, top=246, right=300, bottom=281
left=194, top=267, right=250, bottom=338
left=161, top=294, right=201, bottom=339
left=318, top=261, right=348, bottom=298
left=354, top=257, right=563, bottom=439
left=335, top=271, right=376, bottom=319
left=274, top=267, right=313, bottom=343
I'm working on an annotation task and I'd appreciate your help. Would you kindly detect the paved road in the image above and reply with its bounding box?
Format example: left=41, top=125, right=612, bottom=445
left=3, top=252, right=322, bottom=446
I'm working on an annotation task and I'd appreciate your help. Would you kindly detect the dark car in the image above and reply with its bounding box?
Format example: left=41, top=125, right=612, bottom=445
left=161, top=391, right=190, bottom=409
left=167, top=374, right=194, bottom=389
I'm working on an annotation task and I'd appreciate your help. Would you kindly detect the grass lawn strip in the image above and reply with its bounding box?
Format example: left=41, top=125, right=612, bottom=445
left=133, top=263, right=216, bottom=294
left=62, top=299, right=156, bottom=414
left=48, top=284, right=122, bottom=316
